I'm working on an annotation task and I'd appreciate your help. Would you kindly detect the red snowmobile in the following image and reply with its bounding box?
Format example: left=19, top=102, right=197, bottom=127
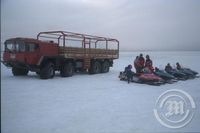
left=119, top=67, right=164, bottom=86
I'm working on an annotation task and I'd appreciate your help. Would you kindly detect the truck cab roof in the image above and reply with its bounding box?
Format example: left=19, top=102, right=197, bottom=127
left=5, top=37, right=57, bottom=45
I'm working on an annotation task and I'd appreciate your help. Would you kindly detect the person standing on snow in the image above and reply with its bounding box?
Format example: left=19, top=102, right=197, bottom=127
left=145, top=55, right=154, bottom=72
left=125, top=64, right=134, bottom=84
left=137, top=54, right=145, bottom=73
left=134, top=56, right=139, bottom=73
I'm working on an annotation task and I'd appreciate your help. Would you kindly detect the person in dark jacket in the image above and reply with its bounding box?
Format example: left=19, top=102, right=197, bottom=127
left=165, top=63, right=173, bottom=72
left=176, top=62, right=182, bottom=70
left=145, top=55, right=154, bottom=72
left=124, top=66, right=128, bottom=73
left=155, top=67, right=159, bottom=72
left=125, top=64, right=134, bottom=84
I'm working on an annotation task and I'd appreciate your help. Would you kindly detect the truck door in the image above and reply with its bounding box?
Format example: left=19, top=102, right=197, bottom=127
left=25, top=43, right=40, bottom=65
left=14, top=41, right=26, bottom=62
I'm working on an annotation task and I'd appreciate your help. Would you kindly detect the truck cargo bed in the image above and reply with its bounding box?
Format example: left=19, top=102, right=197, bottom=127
left=59, top=46, right=118, bottom=59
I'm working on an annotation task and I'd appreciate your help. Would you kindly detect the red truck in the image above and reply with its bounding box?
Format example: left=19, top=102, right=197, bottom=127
left=2, top=31, right=119, bottom=79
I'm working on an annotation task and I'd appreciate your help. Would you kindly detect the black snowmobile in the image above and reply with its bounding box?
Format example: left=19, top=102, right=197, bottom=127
left=176, top=63, right=199, bottom=79
left=177, top=69, right=195, bottom=79
left=154, top=68, right=178, bottom=84
left=185, top=68, right=198, bottom=75
left=177, top=68, right=199, bottom=79
left=165, top=69, right=188, bottom=80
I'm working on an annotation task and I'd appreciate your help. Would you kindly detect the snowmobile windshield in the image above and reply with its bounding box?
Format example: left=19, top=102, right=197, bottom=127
left=143, top=68, right=152, bottom=73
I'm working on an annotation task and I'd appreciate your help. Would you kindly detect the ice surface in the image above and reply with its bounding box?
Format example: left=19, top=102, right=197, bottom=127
left=1, top=51, right=200, bottom=133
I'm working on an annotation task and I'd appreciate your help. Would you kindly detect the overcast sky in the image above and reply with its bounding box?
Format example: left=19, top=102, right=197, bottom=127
left=1, top=0, right=200, bottom=51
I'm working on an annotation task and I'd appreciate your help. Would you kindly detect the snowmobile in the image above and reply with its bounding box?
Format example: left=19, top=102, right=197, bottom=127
left=176, top=63, right=198, bottom=77
left=138, top=73, right=164, bottom=85
left=185, top=68, right=198, bottom=75
left=177, top=68, right=199, bottom=79
left=138, top=68, right=165, bottom=85
left=177, top=69, right=195, bottom=79
left=119, top=68, right=165, bottom=86
left=165, top=69, right=188, bottom=80
left=154, top=69, right=178, bottom=84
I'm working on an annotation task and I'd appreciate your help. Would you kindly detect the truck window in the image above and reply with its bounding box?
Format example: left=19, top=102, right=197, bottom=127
left=16, top=42, right=26, bottom=52
left=5, top=42, right=15, bottom=52
left=27, top=43, right=39, bottom=52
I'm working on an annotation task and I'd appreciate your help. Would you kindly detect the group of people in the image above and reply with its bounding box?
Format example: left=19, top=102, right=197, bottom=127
left=134, top=53, right=154, bottom=73
left=126, top=53, right=184, bottom=74
left=124, top=53, right=154, bottom=83
left=165, top=62, right=182, bottom=72
left=123, top=53, right=184, bottom=83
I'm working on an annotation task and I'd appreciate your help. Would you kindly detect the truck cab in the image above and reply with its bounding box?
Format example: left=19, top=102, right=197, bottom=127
left=3, top=38, right=58, bottom=75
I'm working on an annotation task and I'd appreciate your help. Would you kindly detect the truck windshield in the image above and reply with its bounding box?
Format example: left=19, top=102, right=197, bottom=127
left=16, top=41, right=26, bottom=52
left=5, top=42, right=15, bottom=52
left=5, top=41, right=39, bottom=52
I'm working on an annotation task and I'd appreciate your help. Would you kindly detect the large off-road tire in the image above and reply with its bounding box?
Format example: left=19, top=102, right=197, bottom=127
left=36, top=72, right=40, bottom=75
left=101, top=61, right=110, bottom=73
left=89, top=61, right=101, bottom=74
left=40, top=62, right=55, bottom=79
left=12, top=67, right=29, bottom=76
left=60, top=62, right=74, bottom=77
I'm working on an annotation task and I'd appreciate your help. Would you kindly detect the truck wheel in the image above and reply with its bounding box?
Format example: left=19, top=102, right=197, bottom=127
left=36, top=72, right=40, bottom=75
left=40, top=62, right=55, bottom=79
left=101, top=61, right=110, bottom=73
left=12, top=67, right=29, bottom=76
left=60, top=62, right=74, bottom=77
left=89, top=61, right=101, bottom=74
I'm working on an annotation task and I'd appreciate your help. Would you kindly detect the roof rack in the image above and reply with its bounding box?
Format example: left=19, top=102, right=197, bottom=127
left=37, top=31, right=119, bottom=49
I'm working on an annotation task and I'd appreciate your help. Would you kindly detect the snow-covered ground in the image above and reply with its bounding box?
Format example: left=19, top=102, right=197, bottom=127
left=1, top=51, right=200, bottom=133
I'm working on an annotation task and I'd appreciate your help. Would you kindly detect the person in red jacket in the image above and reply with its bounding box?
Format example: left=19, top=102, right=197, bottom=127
left=145, top=55, right=154, bottom=72
left=134, top=56, right=139, bottom=73
left=137, top=54, right=145, bottom=73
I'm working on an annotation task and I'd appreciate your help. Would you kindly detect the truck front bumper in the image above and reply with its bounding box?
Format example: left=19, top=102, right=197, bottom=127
left=1, top=60, right=40, bottom=72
